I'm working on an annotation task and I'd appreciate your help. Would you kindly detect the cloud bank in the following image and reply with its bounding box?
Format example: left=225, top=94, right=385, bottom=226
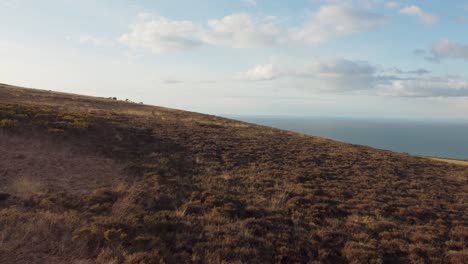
left=238, top=58, right=468, bottom=97
left=120, top=5, right=387, bottom=53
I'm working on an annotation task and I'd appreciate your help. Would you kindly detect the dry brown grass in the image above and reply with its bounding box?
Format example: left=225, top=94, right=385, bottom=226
left=0, top=132, right=124, bottom=196
left=0, top=83, right=467, bottom=263
left=429, top=157, right=468, bottom=166
left=0, top=208, right=91, bottom=264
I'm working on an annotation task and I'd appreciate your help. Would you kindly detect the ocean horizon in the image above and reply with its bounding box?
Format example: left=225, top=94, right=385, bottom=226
left=229, top=116, right=468, bottom=160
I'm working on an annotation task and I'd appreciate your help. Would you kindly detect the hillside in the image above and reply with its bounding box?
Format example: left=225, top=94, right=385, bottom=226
left=0, top=83, right=467, bottom=264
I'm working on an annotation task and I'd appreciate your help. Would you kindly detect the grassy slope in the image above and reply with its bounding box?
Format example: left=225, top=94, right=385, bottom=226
left=0, top=83, right=467, bottom=264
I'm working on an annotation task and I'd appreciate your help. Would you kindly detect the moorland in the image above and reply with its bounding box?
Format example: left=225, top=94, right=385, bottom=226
left=0, top=83, right=467, bottom=263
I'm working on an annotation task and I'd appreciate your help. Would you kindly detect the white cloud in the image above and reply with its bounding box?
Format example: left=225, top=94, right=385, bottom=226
left=242, top=0, right=257, bottom=6
left=431, top=40, right=468, bottom=60
left=202, top=13, right=283, bottom=48
left=400, top=5, right=438, bottom=25
left=237, top=64, right=278, bottom=81
left=289, top=5, right=387, bottom=45
left=119, top=14, right=203, bottom=53
left=120, top=6, right=387, bottom=53
left=119, top=13, right=282, bottom=53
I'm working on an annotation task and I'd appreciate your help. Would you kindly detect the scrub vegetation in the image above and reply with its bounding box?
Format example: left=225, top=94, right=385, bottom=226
left=0, top=83, right=467, bottom=264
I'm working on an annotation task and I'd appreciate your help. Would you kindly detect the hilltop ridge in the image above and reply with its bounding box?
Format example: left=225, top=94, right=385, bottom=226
left=0, top=83, right=467, bottom=264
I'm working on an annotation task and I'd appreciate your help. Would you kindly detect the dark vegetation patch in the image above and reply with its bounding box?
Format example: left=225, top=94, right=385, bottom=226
left=0, top=83, right=467, bottom=263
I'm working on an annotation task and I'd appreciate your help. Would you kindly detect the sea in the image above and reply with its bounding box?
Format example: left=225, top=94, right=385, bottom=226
left=230, top=116, right=468, bottom=160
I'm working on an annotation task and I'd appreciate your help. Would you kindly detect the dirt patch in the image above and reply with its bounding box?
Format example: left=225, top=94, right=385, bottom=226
left=0, top=132, right=123, bottom=196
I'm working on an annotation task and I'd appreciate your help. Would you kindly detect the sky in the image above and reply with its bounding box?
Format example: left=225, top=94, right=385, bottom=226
left=1, top=0, right=468, bottom=119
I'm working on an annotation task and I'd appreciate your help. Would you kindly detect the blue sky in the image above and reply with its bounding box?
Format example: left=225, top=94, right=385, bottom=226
left=1, top=0, right=468, bottom=119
